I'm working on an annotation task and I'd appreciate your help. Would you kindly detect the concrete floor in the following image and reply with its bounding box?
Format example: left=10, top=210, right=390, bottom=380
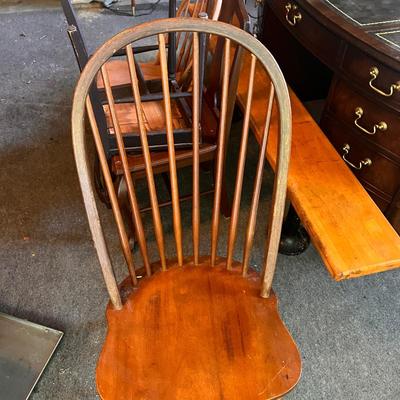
left=0, top=3, right=399, bottom=400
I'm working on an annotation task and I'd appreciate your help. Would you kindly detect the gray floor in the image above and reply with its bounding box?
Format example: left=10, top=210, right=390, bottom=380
left=0, top=3, right=399, bottom=400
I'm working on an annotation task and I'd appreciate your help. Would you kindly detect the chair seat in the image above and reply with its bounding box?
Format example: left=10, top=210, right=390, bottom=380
left=96, top=258, right=301, bottom=400
left=104, top=100, right=187, bottom=135
left=111, top=143, right=217, bottom=176
left=97, top=59, right=163, bottom=89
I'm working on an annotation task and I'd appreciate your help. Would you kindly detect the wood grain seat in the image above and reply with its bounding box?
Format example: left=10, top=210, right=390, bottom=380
left=104, top=101, right=187, bottom=135
left=97, top=59, right=164, bottom=90
left=236, top=53, right=400, bottom=280
left=112, top=144, right=216, bottom=176
left=97, top=259, right=301, bottom=400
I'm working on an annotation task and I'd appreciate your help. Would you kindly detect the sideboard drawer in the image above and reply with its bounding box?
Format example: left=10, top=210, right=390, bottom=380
left=269, top=0, right=340, bottom=66
left=322, top=115, right=400, bottom=197
left=365, top=188, right=391, bottom=213
left=327, top=79, right=400, bottom=159
left=341, top=45, right=400, bottom=110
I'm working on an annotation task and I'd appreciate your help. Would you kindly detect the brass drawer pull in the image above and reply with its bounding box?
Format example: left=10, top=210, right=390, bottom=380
left=285, top=3, right=302, bottom=26
left=342, top=144, right=372, bottom=170
left=369, top=67, right=400, bottom=97
left=354, top=107, right=387, bottom=135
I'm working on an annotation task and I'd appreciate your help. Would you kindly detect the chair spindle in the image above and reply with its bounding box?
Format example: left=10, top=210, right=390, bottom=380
left=177, top=1, right=204, bottom=72
left=192, top=32, right=201, bottom=265
left=211, top=0, right=222, bottom=20
left=126, top=45, right=167, bottom=271
left=226, top=54, right=257, bottom=270
left=86, top=95, right=138, bottom=286
left=158, top=34, right=184, bottom=267
left=175, top=0, right=191, bottom=54
left=101, top=65, right=152, bottom=278
left=178, top=1, right=210, bottom=74
left=242, top=83, right=275, bottom=276
left=210, top=38, right=231, bottom=267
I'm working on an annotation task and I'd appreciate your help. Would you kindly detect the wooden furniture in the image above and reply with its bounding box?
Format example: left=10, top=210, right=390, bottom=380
left=62, top=0, right=229, bottom=213
left=262, top=0, right=400, bottom=234
left=235, top=43, right=400, bottom=278
left=62, top=0, right=198, bottom=155
left=99, top=0, right=248, bottom=224
left=64, top=0, right=249, bottom=245
left=72, top=18, right=301, bottom=399
left=237, top=53, right=400, bottom=279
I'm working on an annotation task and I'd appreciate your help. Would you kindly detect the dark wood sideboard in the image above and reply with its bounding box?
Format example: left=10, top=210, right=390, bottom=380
left=262, top=0, right=400, bottom=233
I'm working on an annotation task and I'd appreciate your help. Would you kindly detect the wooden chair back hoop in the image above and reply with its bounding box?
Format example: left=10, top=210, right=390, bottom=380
left=72, top=18, right=292, bottom=307
left=73, top=99, right=123, bottom=310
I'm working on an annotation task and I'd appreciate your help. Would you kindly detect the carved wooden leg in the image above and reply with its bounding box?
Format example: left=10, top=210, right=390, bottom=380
left=117, top=177, right=136, bottom=250
left=279, top=203, right=310, bottom=255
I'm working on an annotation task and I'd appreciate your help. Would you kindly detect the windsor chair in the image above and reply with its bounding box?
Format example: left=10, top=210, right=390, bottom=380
left=63, top=0, right=234, bottom=237
left=62, top=0, right=234, bottom=193
left=107, top=0, right=248, bottom=224
left=72, top=18, right=301, bottom=399
left=96, top=0, right=223, bottom=92
left=61, top=0, right=197, bottom=154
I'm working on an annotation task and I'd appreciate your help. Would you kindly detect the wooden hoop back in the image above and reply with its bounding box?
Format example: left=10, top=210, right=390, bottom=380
left=72, top=18, right=292, bottom=309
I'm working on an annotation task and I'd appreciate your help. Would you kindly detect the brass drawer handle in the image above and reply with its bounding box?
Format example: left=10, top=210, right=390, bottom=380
left=354, top=107, right=387, bottom=135
left=342, top=144, right=372, bottom=170
left=285, top=3, right=302, bottom=26
left=369, top=67, right=400, bottom=97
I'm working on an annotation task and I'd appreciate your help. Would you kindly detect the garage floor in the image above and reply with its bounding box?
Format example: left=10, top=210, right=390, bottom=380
left=0, top=2, right=399, bottom=399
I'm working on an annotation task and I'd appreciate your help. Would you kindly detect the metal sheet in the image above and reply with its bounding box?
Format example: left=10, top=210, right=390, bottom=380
left=0, top=313, right=63, bottom=400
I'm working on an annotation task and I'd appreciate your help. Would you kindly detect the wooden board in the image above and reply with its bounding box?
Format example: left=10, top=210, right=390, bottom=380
left=97, top=258, right=301, bottom=400
left=111, top=144, right=216, bottom=176
left=97, top=59, right=162, bottom=89
left=237, top=53, right=400, bottom=280
left=104, top=101, right=187, bottom=134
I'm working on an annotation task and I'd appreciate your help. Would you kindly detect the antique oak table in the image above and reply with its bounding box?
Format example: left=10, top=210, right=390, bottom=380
left=262, top=0, right=400, bottom=233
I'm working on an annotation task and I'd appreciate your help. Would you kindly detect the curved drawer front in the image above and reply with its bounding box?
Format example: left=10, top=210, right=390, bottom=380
left=341, top=45, right=400, bottom=110
left=269, top=0, right=340, bottom=66
left=322, top=115, right=400, bottom=197
left=362, top=187, right=391, bottom=212
left=327, top=79, right=400, bottom=159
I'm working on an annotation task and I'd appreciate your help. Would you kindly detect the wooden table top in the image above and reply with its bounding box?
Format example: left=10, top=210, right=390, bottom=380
left=295, top=0, right=400, bottom=67
left=324, top=0, right=400, bottom=26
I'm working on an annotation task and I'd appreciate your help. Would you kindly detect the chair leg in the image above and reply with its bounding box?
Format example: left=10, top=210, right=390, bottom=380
left=117, top=177, right=136, bottom=250
left=279, top=203, right=310, bottom=255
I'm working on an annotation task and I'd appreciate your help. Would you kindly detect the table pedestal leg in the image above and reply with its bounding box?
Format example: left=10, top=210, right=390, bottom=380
left=279, top=204, right=310, bottom=255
